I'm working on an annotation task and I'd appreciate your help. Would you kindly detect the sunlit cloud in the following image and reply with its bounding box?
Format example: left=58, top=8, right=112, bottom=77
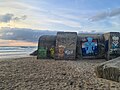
left=0, top=39, right=37, bottom=46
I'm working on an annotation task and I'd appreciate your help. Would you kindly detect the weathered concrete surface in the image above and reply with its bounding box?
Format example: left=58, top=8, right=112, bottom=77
left=55, top=32, right=77, bottom=60
left=104, top=32, right=120, bottom=60
left=77, top=34, right=105, bottom=59
left=95, top=57, right=120, bottom=82
left=37, top=35, right=56, bottom=59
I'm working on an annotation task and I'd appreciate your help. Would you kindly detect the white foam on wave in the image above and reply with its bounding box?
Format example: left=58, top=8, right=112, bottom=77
left=0, top=46, right=37, bottom=59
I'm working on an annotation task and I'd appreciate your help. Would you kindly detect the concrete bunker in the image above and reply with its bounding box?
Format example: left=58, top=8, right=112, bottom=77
left=37, top=32, right=120, bottom=60
left=104, top=32, right=120, bottom=60
left=55, top=32, right=77, bottom=60
left=77, top=33, right=105, bottom=59
left=37, top=35, right=56, bottom=59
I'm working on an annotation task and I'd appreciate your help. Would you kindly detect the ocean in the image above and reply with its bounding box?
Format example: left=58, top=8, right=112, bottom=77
left=0, top=46, right=37, bottom=59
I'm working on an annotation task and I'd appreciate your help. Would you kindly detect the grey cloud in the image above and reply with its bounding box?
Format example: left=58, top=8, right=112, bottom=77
left=109, top=8, right=120, bottom=17
left=13, top=15, right=27, bottom=21
left=89, top=11, right=108, bottom=21
left=0, top=14, right=14, bottom=23
left=89, top=8, right=120, bottom=21
left=0, top=13, right=27, bottom=23
left=0, top=27, right=57, bottom=42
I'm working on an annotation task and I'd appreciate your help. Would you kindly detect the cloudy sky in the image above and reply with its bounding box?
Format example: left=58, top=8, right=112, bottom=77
left=0, top=0, right=120, bottom=46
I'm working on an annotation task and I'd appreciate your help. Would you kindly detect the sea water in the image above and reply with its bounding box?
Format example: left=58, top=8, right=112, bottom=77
left=0, top=46, right=37, bottom=59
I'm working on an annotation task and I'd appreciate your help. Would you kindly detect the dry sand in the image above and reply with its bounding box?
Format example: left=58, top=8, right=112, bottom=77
left=0, top=57, right=120, bottom=90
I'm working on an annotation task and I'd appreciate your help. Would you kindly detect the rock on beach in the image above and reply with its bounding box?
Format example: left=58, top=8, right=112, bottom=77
left=95, top=57, right=120, bottom=82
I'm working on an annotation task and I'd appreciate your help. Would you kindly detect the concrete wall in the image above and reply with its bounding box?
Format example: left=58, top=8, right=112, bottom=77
left=37, top=35, right=56, bottom=59
left=77, top=34, right=105, bottom=59
left=55, top=32, right=77, bottom=60
left=104, top=32, right=120, bottom=60
left=37, top=32, right=120, bottom=60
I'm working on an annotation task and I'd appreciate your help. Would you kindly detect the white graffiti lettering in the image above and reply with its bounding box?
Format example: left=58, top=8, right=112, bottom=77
left=65, top=50, right=73, bottom=55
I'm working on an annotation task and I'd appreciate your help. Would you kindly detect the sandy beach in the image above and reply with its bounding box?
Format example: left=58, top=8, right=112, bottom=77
left=0, top=57, right=120, bottom=90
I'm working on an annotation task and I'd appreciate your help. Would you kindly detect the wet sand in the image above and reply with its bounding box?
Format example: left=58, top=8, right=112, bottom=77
left=0, top=57, right=120, bottom=90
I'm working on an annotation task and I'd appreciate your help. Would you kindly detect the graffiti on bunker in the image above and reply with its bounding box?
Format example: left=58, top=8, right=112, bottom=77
left=110, top=36, right=119, bottom=53
left=58, top=45, right=65, bottom=58
left=38, top=47, right=47, bottom=58
left=112, top=36, right=119, bottom=49
left=37, top=32, right=120, bottom=60
left=55, top=32, right=77, bottom=59
left=64, top=49, right=74, bottom=55
left=50, top=47, right=54, bottom=58
left=82, top=37, right=98, bottom=56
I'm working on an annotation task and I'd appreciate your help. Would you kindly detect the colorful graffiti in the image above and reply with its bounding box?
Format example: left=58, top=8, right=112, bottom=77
left=82, top=37, right=98, bottom=56
left=37, top=32, right=120, bottom=60
left=58, top=45, right=65, bottom=58
left=112, top=36, right=119, bottom=49
left=50, top=47, right=54, bottom=58
left=38, top=47, right=47, bottom=58
left=55, top=32, right=77, bottom=60
left=110, top=36, right=119, bottom=54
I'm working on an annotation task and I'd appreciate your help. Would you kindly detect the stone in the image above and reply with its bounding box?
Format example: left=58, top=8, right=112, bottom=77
left=95, top=57, right=120, bottom=82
